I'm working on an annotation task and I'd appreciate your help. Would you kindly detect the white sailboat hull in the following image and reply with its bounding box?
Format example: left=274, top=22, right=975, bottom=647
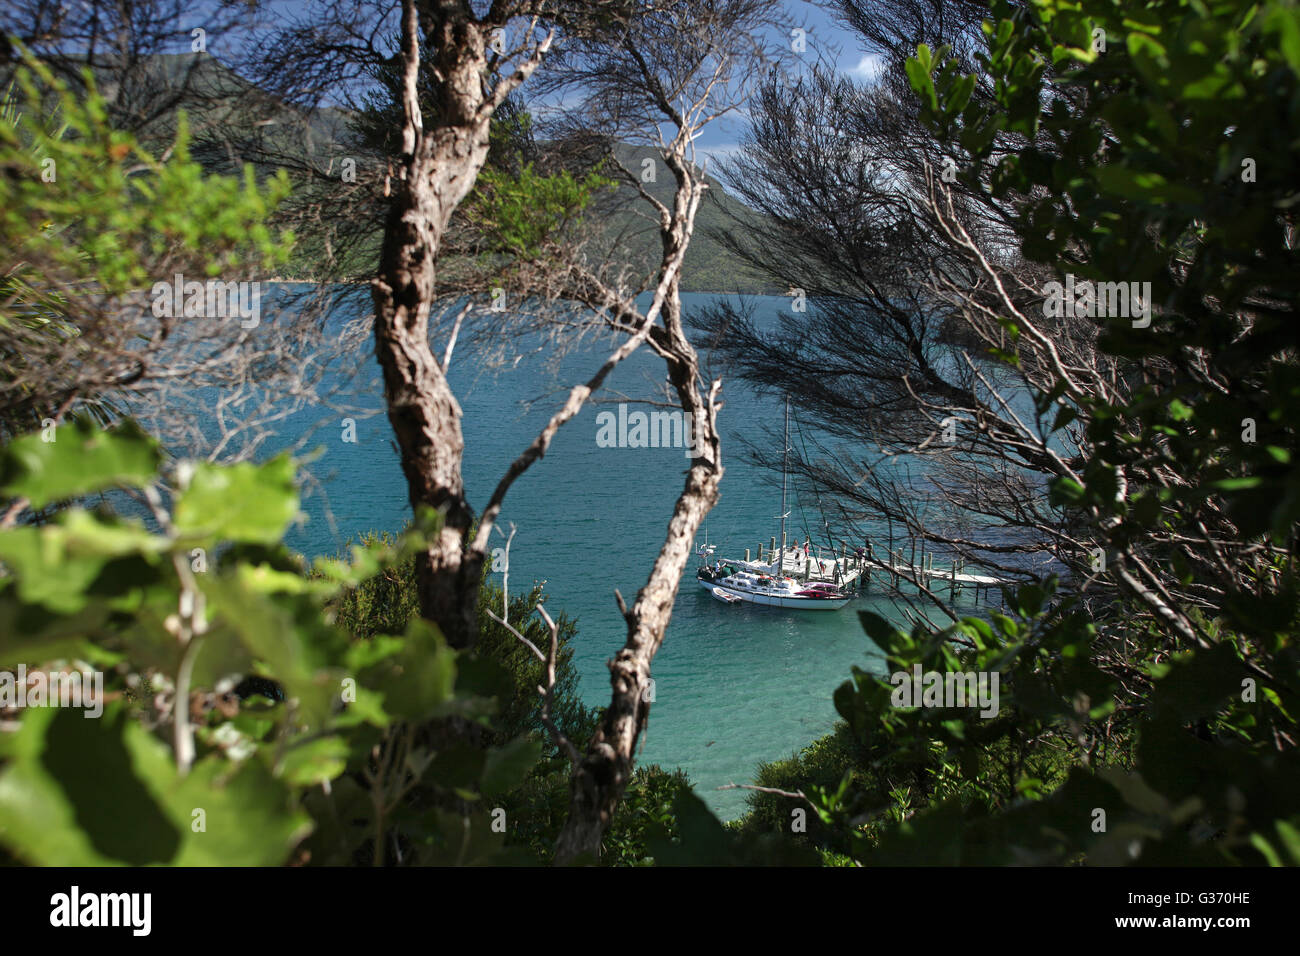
left=698, top=577, right=850, bottom=610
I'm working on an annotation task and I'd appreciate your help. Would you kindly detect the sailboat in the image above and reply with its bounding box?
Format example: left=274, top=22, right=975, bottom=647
left=696, top=399, right=852, bottom=610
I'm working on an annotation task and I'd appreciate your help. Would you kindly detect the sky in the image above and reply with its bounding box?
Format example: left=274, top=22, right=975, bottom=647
left=694, top=0, right=882, bottom=165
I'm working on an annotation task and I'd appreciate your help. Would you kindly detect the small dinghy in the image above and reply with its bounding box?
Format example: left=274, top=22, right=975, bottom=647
left=711, top=586, right=742, bottom=604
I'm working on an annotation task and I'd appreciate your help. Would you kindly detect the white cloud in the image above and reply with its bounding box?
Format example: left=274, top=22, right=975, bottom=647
left=847, top=53, right=885, bottom=82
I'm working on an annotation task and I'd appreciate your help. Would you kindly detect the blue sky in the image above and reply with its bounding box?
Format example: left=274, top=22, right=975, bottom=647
left=694, top=0, right=882, bottom=165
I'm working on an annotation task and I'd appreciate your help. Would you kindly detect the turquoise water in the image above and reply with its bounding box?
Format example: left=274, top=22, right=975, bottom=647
left=279, top=291, right=902, bottom=820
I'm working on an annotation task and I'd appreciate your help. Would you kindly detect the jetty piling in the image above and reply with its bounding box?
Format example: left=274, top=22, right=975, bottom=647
left=843, top=537, right=1007, bottom=602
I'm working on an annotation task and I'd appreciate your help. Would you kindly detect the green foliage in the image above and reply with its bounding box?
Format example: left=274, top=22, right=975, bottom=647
left=644, top=788, right=821, bottom=866
left=736, top=725, right=867, bottom=851
left=327, top=531, right=709, bottom=864
left=0, top=40, right=723, bottom=866
left=0, top=705, right=309, bottom=866
left=505, top=764, right=696, bottom=866
left=599, top=766, right=694, bottom=866
left=325, top=531, right=422, bottom=640
left=916, top=0, right=1300, bottom=543
left=0, top=416, right=161, bottom=508
left=329, top=532, right=598, bottom=747
left=173, top=457, right=300, bottom=546
left=473, top=583, right=598, bottom=751
left=0, top=420, right=543, bottom=866
left=735, top=595, right=1089, bottom=861
left=747, top=578, right=1294, bottom=865
left=1, top=48, right=293, bottom=297
left=465, top=162, right=616, bottom=259
left=0, top=47, right=295, bottom=441
left=713, top=1, right=1300, bottom=864
left=799, top=0, right=1300, bottom=866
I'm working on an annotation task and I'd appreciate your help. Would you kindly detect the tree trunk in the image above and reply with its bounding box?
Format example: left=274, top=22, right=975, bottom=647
left=554, top=457, right=721, bottom=861
left=369, top=5, right=493, bottom=650
left=555, top=162, right=724, bottom=860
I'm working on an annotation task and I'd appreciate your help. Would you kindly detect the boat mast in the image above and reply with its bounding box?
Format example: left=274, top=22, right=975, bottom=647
left=779, top=396, right=789, bottom=561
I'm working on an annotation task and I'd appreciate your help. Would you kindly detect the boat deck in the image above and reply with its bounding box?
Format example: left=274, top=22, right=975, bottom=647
left=739, top=546, right=1012, bottom=596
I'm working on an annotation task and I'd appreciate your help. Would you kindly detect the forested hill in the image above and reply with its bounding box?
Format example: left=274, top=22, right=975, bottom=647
left=600, top=143, right=779, bottom=295
left=54, top=51, right=777, bottom=294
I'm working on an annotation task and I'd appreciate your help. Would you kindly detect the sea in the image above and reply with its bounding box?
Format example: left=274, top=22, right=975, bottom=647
left=269, top=289, right=916, bottom=821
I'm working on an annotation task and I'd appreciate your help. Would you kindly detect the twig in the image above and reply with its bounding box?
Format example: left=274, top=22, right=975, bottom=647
left=485, top=604, right=581, bottom=768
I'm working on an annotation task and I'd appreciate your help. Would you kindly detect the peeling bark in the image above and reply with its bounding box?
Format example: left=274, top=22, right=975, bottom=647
left=370, top=0, right=547, bottom=649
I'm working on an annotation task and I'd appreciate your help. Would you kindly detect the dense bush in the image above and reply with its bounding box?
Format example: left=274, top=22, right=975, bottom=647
left=0, top=419, right=547, bottom=865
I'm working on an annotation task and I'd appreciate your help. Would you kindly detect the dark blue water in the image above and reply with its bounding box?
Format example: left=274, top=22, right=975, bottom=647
left=277, top=290, right=907, bottom=819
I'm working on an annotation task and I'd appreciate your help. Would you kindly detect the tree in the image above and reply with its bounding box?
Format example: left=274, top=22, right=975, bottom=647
left=251, top=0, right=786, bottom=859
left=467, top=0, right=790, bottom=862
left=0, top=14, right=374, bottom=475
left=689, top=0, right=1136, bottom=632
left=1, top=52, right=368, bottom=473
left=0, top=1, right=260, bottom=135
left=748, top=0, right=1300, bottom=866
left=0, top=57, right=549, bottom=867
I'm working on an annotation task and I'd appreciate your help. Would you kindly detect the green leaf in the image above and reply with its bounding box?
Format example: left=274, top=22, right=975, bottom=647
left=364, top=619, right=459, bottom=722
left=1092, top=166, right=1201, bottom=204
left=480, top=735, right=540, bottom=796
left=200, top=577, right=340, bottom=726
left=1049, top=477, right=1087, bottom=506
left=174, top=455, right=299, bottom=544
left=1211, top=476, right=1263, bottom=492
left=0, top=510, right=166, bottom=615
left=906, top=47, right=939, bottom=113
left=1151, top=643, right=1245, bottom=722
left=959, top=616, right=995, bottom=648
left=858, top=611, right=900, bottom=652
left=277, top=737, right=349, bottom=787
left=1051, top=405, right=1078, bottom=431
left=1274, top=820, right=1300, bottom=864
left=1014, top=582, right=1046, bottom=617
left=0, top=418, right=161, bottom=508
left=1266, top=5, right=1300, bottom=76
left=0, top=593, right=114, bottom=662
left=946, top=73, right=977, bottom=118
left=0, top=705, right=309, bottom=865
left=1251, top=832, right=1285, bottom=867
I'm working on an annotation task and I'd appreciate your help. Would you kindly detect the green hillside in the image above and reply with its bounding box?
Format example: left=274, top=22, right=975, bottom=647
left=24, top=52, right=775, bottom=293
left=591, top=144, right=778, bottom=295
